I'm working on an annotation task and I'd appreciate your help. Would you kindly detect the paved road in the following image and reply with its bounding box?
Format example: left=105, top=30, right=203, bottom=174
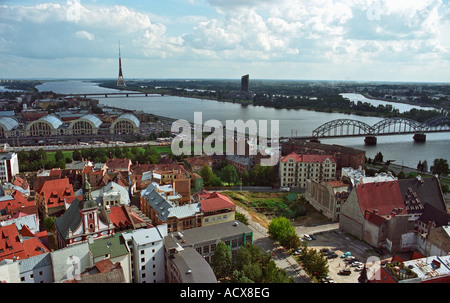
left=236, top=205, right=312, bottom=283
left=294, top=222, right=339, bottom=236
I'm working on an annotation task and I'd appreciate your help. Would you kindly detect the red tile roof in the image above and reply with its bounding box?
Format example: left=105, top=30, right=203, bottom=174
left=106, top=158, right=131, bottom=170
left=21, top=236, right=50, bottom=258
left=108, top=205, right=150, bottom=229
left=0, top=225, right=49, bottom=261
left=0, top=191, right=36, bottom=215
left=280, top=152, right=336, bottom=163
left=0, top=225, right=24, bottom=261
left=356, top=181, right=404, bottom=217
left=38, top=178, right=77, bottom=209
left=200, top=192, right=236, bottom=213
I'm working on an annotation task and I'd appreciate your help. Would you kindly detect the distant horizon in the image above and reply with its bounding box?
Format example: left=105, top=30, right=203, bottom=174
left=7, top=77, right=450, bottom=85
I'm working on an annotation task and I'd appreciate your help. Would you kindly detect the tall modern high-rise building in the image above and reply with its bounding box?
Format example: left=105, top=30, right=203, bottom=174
left=116, top=42, right=126, bottom=87
left=0, top=152, right=19, bottom=182
left=241, top=74, right=249, bottom=92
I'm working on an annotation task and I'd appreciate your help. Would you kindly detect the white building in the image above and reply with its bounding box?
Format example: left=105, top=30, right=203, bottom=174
left=122, top=224, right=168, bottom=283
left=18, top=253, right=53, bottom=283
left=279, top=152, right=336, bottom=188
left=0, top=152, right=19, bottom=183
left=342, top=166, right=397, bottom=187
left=0, top=259, right=21, bottom=283
left=91, top=181, right=131, bottom=207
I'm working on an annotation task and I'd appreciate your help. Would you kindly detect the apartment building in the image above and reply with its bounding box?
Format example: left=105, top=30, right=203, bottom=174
left=0, top=152, right=19, bottom=183
left=280, top=152, right=336, bottom=189
left=122, top=225, right=168, bottom=283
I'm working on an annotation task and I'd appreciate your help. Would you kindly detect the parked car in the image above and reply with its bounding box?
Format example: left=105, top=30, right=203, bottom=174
left=341, top=251, right=352, bottom=258
left=345, top=256, right=356, bottom=261
left=310, top=234, right=316, bottom=240
left=280, top=187, right=291, bottom=192
left=303, top=234, right=312, bottom=241
left=338, top=269, right=352, bottom=276
left=351, top=261, right=363, bottom=267
left=327, top=252, right=338, bottom=259
left=355, top=265, right=364, bottom=271
left=293, top=248, right=303, bottom=255
left=320, top=248, right=330, bottom=253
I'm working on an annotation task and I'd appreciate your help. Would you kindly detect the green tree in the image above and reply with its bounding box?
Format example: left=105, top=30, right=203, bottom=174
left=211, top=241, right=233, bottom=282
left=219, top=164, right=239, bottom=185
left=72, top=149, right=81, bottom=161
left=235, top=212, right=249, bottom=225
left=55, top=150, right=65, bottom=162
left=397, top=171, right=407, bottom=179
left=280, top=229, right=301, bottom=250
left=373, top=151, right=383, bottom=164
left=268, top=216, right=298, bottom=249
left=300, top=247, right=329, bottom=280
left=200, top=164, right=222, bottom=187
left=430, top=158, right=449, bottom=176
left=43, top=217, right=56, bottom=232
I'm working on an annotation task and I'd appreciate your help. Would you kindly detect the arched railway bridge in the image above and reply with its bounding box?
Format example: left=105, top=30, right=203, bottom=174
left=310, top=116, right=450, bottom=145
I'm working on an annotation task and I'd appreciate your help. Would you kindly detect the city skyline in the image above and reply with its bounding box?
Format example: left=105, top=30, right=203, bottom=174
left=0, top=0, right=449, bottom=82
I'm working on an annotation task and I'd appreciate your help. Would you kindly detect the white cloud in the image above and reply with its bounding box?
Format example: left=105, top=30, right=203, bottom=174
left=75, top=30, right=95, bottom=40
left=0, top=0, right=449, bottom=81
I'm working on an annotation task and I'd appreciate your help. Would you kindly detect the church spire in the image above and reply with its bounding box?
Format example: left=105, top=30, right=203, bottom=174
left=83, top=174, right=92, bottom=201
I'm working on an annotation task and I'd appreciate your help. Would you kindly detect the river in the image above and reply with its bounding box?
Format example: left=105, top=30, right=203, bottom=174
left=36, top=80, right=449, bottom=169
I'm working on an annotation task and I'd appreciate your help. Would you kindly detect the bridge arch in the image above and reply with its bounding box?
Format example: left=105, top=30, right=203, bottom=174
left=312, top=119, right=373, bottom=138
left=423, top=116, right=450, bottom=130
left=372, top=118, right=424, bottom=134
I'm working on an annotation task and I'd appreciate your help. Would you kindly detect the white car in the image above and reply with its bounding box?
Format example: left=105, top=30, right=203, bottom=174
left=303, top=234, right=312, bottom=241
left=351, top=261, right=363, bottom=267
left=355, top=265, right=364, bottom=271
left=280, top=187, right=291, bottom=192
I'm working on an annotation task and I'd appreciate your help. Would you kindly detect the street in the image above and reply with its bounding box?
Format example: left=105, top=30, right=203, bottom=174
left=237, top=205, right=391, bottom=283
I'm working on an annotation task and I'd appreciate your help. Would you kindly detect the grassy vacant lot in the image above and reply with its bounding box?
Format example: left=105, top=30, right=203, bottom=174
left=223, top=191, right=329, bottom=226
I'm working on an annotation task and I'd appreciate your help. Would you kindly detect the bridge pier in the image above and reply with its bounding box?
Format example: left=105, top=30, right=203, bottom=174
left=364, top=136, right=377, bottom=145
left=104, top=94, right=108, bottom=98
left=413, top=133, right=426, bottom=142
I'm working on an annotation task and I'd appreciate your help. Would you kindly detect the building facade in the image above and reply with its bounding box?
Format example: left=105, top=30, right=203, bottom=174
left=279, top=152, right=336, bottom=188
left=122, top=225, right=168, bottom=283
left=305, top=179, right=350, bottom=222
left=0, top=152, right=19, bottom=183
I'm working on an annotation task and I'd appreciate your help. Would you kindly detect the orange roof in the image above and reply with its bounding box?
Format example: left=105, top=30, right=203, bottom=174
left=281, top=152, right=336, bottom=163
left=39, top=178, right=77, bottom=209
left=327, top=180, right=348, bottom=187
left=106, top=158, right=131, bottom=170
left=201, top=192, right=235, bottom=213
left=0, top=190, right=35, bottom=214
left=22, top=236, right=50, bottom=258
left=108, top=205, right=132, bottom=228
left=0, top=225, right=24, bottom=261
left=356, top=181, right=404, bottom=217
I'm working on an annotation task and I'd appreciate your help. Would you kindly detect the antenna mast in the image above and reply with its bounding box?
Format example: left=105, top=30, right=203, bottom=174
left=116, top=41, right=126, bottom=87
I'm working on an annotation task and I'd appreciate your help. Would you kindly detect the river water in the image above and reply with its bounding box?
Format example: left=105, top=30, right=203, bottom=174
left=36, top=80, right=449, bottom=169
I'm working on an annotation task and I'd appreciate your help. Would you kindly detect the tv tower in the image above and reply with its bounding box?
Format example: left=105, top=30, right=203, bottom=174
left=116, top=41, right=126, bottom=87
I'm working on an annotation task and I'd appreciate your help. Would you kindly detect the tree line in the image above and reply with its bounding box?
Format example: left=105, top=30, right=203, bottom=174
left=16, top=145, right=164, bottom=173
left=199, top=163, right=278, bottom=187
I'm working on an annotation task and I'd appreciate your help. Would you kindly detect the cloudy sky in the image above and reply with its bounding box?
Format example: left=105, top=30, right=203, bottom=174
left=1, top=0, right=449, bottom=82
